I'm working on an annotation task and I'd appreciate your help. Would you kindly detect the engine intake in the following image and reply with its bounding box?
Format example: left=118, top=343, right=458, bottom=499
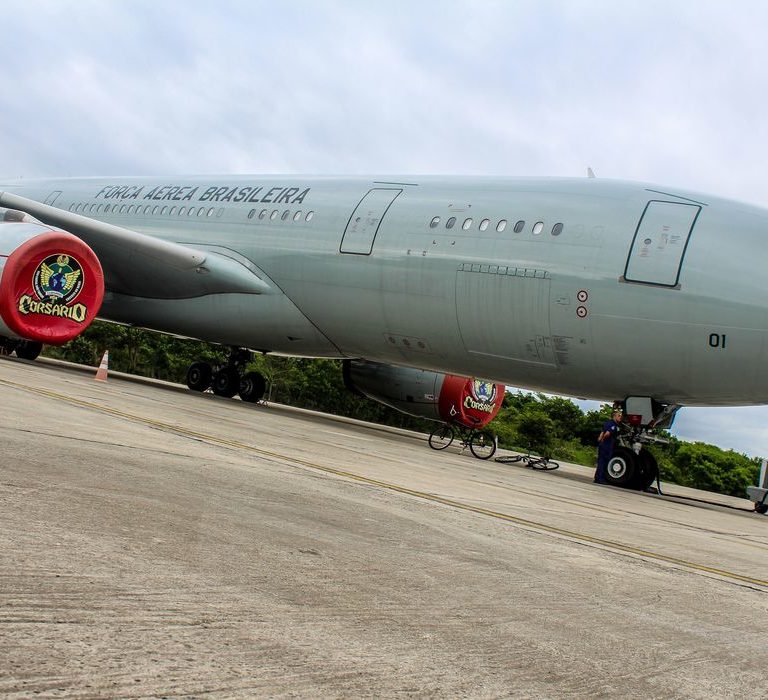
left=343, top=360, right=504, bottom=429
left=0, top=217, right=104, bottom=345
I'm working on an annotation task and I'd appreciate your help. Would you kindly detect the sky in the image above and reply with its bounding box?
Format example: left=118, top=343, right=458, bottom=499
left=2, top=0, right=768, bottom=458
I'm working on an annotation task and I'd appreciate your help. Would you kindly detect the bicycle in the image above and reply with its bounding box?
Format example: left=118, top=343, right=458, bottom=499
left=495, top=452, right=559, bottom=471
left=428, top=423, right=497, bottom=460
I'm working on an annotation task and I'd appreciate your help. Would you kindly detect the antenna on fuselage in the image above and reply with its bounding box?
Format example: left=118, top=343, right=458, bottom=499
left=587, top=167, right=596, bottom=179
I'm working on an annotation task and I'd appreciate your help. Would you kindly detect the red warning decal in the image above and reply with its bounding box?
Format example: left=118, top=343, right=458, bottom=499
left=0, top=231, right=104, bottom=344
left=438, top=375, right=505, bottom=429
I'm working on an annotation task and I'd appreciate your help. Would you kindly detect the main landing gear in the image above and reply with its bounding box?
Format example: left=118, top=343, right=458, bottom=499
left=0, top=337, right=43, bottom=360
left=185, top=347, right=266, bottom=403
left=604, top=397, right=679, bottom=491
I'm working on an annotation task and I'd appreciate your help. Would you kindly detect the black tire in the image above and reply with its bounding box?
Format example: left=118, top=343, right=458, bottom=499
left=604, top=446, right=639, bottom=488
left=14, top=340, right=42, bottom=360
left=635, top=449, right=658, bottom=490
left=428, top=425, right=454, bottom=450
left=530, top=458, right=559, bottom=471
left=186, top=362, right=213, bottom=392
left=212, top=367, right=239, bottom=398
left=0, top=337, right=20, bottom=355
left=470, top=430, right=497, bottom=460
left=756, top=502, right=768, bottom=515
left=239, top=371, right=266, bottom=403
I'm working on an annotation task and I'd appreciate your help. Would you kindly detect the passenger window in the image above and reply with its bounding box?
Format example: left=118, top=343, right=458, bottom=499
left=293, top=211, right=302, bottom=221
left=496, top=219, right=507, bottom=232
left=514, top=220, right=525, bottom=233
left=207, top=207, right=214, bottom=217
left=197, top=207, right=205, bottom=216
left=103, top=204, right=111, bottom=213
left=152, top=206, right=160, bottom=215
left=160, top=206, right=167, bottom=215
left=281, top=210, right=290, bottom=221
left=462, top=218, right=473, bottom=230
left=446, top=216, right=456, bottom=229
left=532, top=221, right=544, bottom=235
left=259, top=209, right=267, bottom=219
left=552, top=223, right=564, bottom=236
left=169, top=206, right=176, bottom=216
left=270, top=210, right=278, bottom=220
left=187, top=207, right=195, bottom=217
left=479, top=218, right=490, bottom=231
left=178, top=207, right=186, bottom=216
left=120, top=205, right=127, bottom=214
left=306, top=211, right=314, bottom=221
left=429, top=216, right=440, bottom=228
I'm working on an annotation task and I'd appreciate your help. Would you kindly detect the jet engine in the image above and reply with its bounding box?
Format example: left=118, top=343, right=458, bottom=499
left=0, top=210, right=104, bottom=352
left=343, top=359, right=504, bottom=429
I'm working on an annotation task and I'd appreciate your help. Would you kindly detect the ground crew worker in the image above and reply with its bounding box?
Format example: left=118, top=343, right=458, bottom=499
left=595, top=410, right=622, bottom=484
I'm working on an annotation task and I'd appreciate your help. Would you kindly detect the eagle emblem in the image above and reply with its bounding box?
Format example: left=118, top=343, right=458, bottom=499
left=471, top=380, right=497, bottom=404
left=33, top=254, right=84, bottom=304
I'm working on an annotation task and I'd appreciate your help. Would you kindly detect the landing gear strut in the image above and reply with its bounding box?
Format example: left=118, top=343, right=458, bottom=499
left=604, top=397, right=677, bottom=491
left=184, top=347, right=267, bottom=403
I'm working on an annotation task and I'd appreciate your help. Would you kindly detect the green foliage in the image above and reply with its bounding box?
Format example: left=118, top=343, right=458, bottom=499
left=514, top=408, right=555, bottom=458
left=43, top=323, right=763, bottom=498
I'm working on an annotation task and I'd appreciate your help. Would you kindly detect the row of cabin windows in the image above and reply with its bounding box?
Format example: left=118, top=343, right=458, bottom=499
left=70, top=202, right=225, bottom=218
left=68, top=202, right=316, bottom=223
left=429, top=216, right=564, bottom=237
left=247, top=208, right=315, bottom=222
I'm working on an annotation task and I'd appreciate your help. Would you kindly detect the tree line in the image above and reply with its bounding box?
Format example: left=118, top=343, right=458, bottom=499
left=43, top=321, right=762, bottom=498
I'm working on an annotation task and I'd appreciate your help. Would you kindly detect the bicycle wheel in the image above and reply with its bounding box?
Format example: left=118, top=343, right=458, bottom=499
left=529, top=457, right=559, bottom=471
left=428, top=425, right=455, bottom=450
left=469, top=430, right=496, bottom=459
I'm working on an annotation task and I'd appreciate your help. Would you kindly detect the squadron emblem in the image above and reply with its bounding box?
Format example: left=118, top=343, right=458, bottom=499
left=17, top=253, right=88, bottom=323
left=471, top=380, right=497, bottom=404
left=33, top=254, right=83, bottom=303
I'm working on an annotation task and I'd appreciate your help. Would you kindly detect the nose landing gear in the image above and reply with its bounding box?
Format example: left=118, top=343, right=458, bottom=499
left=604, top=397, right=678, bottom=491
left=185, top=347, right=266, bottom=403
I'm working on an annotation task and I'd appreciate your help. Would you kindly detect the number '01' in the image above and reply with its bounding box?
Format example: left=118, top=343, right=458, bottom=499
left=709, top=333, right=727, bottom=349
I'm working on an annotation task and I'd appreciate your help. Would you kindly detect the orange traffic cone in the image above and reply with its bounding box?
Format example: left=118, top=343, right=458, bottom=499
left=95, top=350, right=109, bottom=381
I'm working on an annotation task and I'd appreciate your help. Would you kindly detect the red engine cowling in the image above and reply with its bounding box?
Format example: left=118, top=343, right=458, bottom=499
left=343, top=360, right=504, bottom=429
left=0, top=218, right=104, bottom=345
left=436, top=374, right=504, bottom=428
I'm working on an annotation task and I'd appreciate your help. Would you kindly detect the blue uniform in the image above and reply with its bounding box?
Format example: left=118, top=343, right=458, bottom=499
left=595, top=419, right=619, bottom=483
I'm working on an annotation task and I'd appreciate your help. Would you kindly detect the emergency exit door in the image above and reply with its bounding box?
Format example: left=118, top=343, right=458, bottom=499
left=623, top=200, right=700, bottom=287
left=340, top=188, right=402, bottom=255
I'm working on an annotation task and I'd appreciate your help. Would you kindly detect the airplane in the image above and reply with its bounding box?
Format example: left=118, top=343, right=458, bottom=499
left=1, top=174, right=765, bottom=490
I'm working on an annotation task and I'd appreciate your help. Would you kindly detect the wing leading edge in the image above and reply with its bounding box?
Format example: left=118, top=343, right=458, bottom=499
left=0, top=191, right=270, bottom=299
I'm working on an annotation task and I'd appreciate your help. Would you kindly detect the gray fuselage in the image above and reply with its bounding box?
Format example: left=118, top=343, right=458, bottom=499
left=4, top=175, right=766, bottom=406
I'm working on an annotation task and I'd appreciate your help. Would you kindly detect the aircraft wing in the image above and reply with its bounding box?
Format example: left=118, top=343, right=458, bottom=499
left=0, top=191, right=270, bottom=299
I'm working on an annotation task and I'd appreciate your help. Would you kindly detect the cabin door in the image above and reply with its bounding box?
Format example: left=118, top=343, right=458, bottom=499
left=340, top=188, right=402, bottom=255
left=623, top=201, right=700, bottom=287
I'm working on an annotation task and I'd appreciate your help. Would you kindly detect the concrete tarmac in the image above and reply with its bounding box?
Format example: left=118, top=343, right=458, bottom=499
left=0, top=356, right=766, bottom=698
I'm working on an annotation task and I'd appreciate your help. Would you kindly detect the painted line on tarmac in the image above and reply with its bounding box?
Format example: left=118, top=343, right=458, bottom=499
left=4, top=376, right=767, bottom=592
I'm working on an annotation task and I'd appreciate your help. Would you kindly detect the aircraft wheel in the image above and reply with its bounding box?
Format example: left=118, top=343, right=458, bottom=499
left=186, top=362, right=213, bottom=392
left=0, top=337, right=20, bottom=355
left=604, top=446, right=638, bottom=488
left=635, top=449, right=658, bottom=490
left=428, top=425, right=454, bottom=450
left=756, top=502, right=768, bottom=515
left=470, top=430, right=497, bottom=460
left=212, top=366, right=240, bottom=398
left=239, top=371, right=266, bottom=403
left=15, top=340, right=42, bottom=361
